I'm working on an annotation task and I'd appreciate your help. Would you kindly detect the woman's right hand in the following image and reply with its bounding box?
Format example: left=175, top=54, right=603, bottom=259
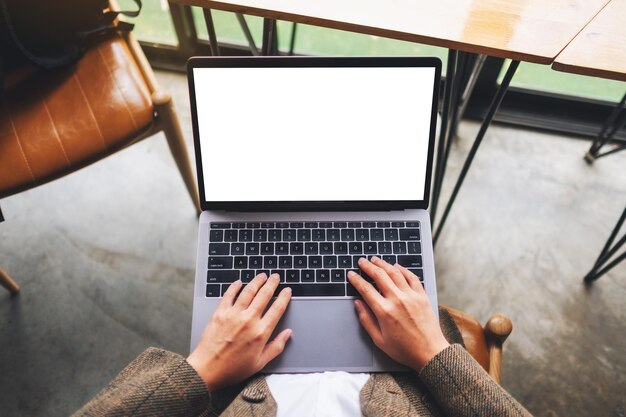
left=347, top=257, right=449, bottom=371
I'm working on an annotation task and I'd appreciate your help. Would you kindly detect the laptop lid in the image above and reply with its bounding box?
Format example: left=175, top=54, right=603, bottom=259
left=187, top=56, right=441, bottom=212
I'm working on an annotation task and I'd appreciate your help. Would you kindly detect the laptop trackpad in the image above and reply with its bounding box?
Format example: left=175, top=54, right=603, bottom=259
left=264, top=299, right=373, bottom=373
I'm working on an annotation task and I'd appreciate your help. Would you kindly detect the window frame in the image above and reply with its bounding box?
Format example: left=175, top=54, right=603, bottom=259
left=140, top=3, right=626, bottom=145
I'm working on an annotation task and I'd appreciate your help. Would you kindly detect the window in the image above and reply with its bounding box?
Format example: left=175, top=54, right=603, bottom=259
left=505, top=62, right=624, bottom=103
left=191, top=8, right=448, bottom=63
left=119, top=0, right=178, bottom=46
left=122, top=3, right=626, bottom=140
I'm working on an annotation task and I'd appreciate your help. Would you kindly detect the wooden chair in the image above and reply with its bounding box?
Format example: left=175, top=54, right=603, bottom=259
left=0, top=267, right=20, bottom=295
left=0, top=30, right=200, bottom=295
left=445, top=306, right=513, bottom=384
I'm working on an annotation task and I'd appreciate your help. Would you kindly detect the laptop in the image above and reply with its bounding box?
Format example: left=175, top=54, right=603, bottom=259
left=187, top=56, right=441, bottom=373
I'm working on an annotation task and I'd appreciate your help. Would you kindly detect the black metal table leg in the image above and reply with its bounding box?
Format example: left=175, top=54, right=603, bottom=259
left=449, top=54, right=487, bottom=140
left=584, top=91, right=626, bottom=164
left=584, top=206, right=626, bottom=283
left=434, top=60, right=520, bottom=244
left=431, top=51, right=486, bottom=225
left=595, top=141, right=626, bottom=160
left=236, top=13, right=260, bottom=56
left=438, top=52, right=471, bottom=197
left=202, top=8, right=220, bottom=56
left=588, top=251, right=626, bottom=281
left=289, top=22, right=298, bottom=55
left=431, top=49, right=458, bottom=224
left=446, top=52, right=469, bottom=139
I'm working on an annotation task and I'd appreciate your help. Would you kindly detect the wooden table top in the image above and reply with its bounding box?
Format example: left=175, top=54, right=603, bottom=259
left=175, top=0, right=609, bottom=64
left=553, top=0, right=626, bottom=82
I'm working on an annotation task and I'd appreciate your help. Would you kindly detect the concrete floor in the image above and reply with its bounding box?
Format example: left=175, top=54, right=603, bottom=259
left=1, top=70, right=625, bottom=417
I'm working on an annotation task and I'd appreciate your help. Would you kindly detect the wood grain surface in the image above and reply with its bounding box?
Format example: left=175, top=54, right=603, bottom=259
left=174, top=0, right=609, bottom=64
left=553, top=0, right=626, bottom=81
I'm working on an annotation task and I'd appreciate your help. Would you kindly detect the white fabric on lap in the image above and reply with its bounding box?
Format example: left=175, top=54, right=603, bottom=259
left=266, top=372, right=369, bottom=417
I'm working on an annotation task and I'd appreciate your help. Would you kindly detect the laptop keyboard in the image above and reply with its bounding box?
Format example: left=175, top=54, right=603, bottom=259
left=206, top=221, right=424, bottom=297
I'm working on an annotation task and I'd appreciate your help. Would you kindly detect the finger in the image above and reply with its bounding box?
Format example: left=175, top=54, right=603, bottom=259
left=234, top=273, right=268, bottom=309
left=395, top=263, right=425, bottom=294
left=248, top=274, right=281, bottom=314
left=347, top=270, right=385, bottom=314
left=262, top=287, right=292, bottom=329
left=357, top=257, right=396, bottom=295
left=354, top=299, right=383, bottom=346
left=371, top=256, right=409, bottom=290
left=217, top=279, right=243, bottom=310
left=259, top=328, right=292, bottom=367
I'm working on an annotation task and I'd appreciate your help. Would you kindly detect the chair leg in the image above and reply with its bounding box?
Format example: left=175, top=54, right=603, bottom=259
left=0, top=267, right=20, bottom=295
left=152, top=91, right=201, bottom=214
left=484, top=314, right=513, bottom=384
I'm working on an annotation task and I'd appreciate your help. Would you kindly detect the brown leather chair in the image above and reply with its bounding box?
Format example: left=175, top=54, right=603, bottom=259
left=0, top=31, right=200, bottom=295
left=445, top=307, right=513, bottom=384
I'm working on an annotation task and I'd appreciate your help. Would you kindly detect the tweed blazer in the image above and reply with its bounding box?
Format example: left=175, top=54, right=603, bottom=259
left=73, top=309, right=532, bottom=417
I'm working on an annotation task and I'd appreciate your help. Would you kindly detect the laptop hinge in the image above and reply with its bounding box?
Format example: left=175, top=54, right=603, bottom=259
left=214, top=208, right=399, bottom=213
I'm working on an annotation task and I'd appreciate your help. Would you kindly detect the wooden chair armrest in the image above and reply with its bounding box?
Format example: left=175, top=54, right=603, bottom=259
left=484, top=313, right=513, bottom=384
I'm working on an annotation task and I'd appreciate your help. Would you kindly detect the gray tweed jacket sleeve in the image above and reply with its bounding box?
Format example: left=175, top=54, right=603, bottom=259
left=72, top=348, right=212, bottom=417
left=74, top=327, right=532, bottom=416
left=418, top=344, right=532, bottom=417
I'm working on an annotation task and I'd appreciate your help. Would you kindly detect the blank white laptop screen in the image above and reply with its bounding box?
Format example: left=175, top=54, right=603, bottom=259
left=193, top=66, right=435, bottom=202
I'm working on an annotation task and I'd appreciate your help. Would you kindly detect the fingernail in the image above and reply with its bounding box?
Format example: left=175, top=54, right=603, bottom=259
left=347, top=270, right=356, bottom=277
left=271, top=273, right=280, bottom=280
left=358, top=257, right=366, bottom=264
left=259, top=272, right=267, bottom=279
left=284, top=287, right=292, bottom=294
left=371, top=255, right=380, bottom=262
left=235, top=279, right=242, bottom=285
left=394, top=263, right=401, bottom=268
left=354, top=300, right=361, bottom=310
left=284, top=329, right=293, bottom=338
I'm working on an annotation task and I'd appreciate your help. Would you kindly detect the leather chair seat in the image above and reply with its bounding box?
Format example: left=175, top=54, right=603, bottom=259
left=0, top=35, right=154, bottom=197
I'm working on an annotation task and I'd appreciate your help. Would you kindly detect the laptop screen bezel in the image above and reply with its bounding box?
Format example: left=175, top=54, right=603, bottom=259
left=187, top=56, right=441, bottom=212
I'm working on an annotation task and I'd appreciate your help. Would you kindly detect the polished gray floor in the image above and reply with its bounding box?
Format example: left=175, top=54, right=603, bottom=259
left=1, top=71, right=625, bottom=417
